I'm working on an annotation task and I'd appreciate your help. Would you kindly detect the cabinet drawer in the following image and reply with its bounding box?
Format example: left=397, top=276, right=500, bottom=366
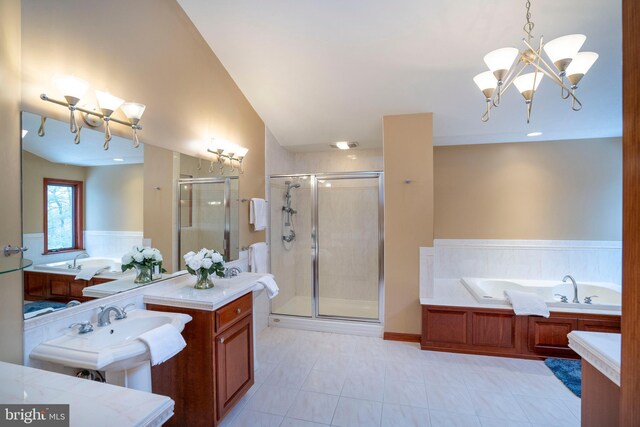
left=216, top=292, right=252, bottom=333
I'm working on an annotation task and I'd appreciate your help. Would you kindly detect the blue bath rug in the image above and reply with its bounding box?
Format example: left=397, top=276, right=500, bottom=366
left=544, top=358, right=581, bottom=397
left=23, top=301, right=66, bottom=314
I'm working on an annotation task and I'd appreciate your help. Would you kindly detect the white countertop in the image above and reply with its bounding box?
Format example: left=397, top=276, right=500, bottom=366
left=420, top=279, right=622, bottom=316
left=568, top=331, right=621, bottom=386
left=0, top=361, right=173, bottom=426
left=25, top=265, right=131, bottom=281
left=82, top=272, right=184, bottom=298
left=143, top=272, right=268, bottom=311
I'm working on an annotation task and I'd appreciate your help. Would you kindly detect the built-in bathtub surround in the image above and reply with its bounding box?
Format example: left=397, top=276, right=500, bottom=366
left=419, top=247, right=434, bottom=299
left=433, top=239, right=621, bottom=286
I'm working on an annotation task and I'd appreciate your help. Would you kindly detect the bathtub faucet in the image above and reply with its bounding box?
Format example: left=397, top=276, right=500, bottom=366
left=71, top=251, right=90, bottom=269
left=562, top=275, right=579, bottom=304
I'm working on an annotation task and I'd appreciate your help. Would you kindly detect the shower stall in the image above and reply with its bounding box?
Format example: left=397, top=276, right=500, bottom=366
left=269, top=172, right=383, bottom=323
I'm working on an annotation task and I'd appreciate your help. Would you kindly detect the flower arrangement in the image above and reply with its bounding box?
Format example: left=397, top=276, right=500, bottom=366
left=183, top=248, right=226, bottom=289
left=122, top=246, right=165, bottom=284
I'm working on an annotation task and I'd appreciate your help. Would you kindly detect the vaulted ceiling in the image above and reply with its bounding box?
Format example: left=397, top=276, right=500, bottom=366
left=178, top=0, right=621, bottom=151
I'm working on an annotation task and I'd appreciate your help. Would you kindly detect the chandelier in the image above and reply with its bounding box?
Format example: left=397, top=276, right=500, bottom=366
left=473, top=0, right=598, bottom=123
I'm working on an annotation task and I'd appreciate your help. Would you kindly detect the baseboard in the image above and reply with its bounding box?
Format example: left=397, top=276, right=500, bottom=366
left=383, top=332, right=421, bottom=343
left=269, top=315, right=383, bottom=337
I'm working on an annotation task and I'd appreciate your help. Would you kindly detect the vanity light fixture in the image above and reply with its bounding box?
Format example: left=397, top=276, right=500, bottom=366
left=473, top=0, right=598, bottom=123
left=206, top=138, right=249, bottom=174
left=40, top=76, right=146, bottom=150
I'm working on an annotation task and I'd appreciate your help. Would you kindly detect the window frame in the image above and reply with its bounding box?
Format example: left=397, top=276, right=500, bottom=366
left=43, top=178, right=84, bottom=254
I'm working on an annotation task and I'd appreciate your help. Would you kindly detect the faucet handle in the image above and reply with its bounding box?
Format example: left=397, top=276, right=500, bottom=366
left=584, top=295, right=598, bottom=304
left=119, top=303, right=136, bottom=319
left=554, top=294, right=569, bottom=303
left=69, top=321, right=93, bottom=334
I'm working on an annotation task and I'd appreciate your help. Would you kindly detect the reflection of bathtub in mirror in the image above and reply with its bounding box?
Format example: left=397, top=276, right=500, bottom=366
left=33, top=257, right=124, bottom=275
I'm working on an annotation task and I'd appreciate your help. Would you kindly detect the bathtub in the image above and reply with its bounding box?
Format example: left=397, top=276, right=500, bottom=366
left=34, top=257, right=124, bottom=275
left=461, top=277, right=621, bottom=311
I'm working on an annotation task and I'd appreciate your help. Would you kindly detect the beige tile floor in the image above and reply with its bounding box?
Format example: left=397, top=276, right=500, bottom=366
left=219, top=327, right=581, bottom=427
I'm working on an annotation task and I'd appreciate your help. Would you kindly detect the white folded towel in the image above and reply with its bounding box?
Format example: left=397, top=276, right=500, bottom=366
left=138, top=324, right=187, bottom=366
left=256, top=274, right=279, bottom=299
left=249, top=242, right=269, bottom=273
left=75, top=266, right=107, bottom=281
left=250, top=198, right=268, bottom=231
left=504, top=290, right=550, bottom=318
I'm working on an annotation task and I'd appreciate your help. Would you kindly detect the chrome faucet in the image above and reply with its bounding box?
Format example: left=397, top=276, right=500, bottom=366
left=97, top=305, right=125, bottom=327
left=225, top=267, right=242, bottom=278
left=563, top=275, right=580, bottom=304
left=71, top=251, right=90, bottom=269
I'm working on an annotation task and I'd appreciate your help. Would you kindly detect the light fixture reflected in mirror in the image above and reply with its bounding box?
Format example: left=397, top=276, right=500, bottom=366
left=206, top=138, right=249, bottom=174
left=40, top=76, right=146, bottom=150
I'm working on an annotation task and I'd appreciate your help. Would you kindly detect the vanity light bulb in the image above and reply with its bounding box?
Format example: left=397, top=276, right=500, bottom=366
left=120, top=102, right=146, bottom=121
left=95, top=90, right=125, bottom=115
left=55, top=76, right=89, bottom=104
left=235, top=146, right=249, bottom=157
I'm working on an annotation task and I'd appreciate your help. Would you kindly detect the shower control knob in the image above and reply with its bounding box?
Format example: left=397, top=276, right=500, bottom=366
left=236, top=308, right=241, bottom=314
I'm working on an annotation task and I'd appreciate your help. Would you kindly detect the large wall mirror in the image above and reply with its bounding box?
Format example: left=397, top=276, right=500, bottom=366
left=20, top=112, right=240, bottom=319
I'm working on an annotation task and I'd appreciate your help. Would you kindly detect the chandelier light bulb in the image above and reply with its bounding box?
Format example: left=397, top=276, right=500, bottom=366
left=543, top=34, right=586, bottom=72
left=483, top=48, right=519, bottom=81
left=513, top=72, right=544, bottom=100
left=473, top=71, right=498, bottom=99
left=566, top=52, right=599, bottom=87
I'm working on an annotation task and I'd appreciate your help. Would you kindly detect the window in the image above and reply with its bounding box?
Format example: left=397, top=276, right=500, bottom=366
left=43, top=178, right=83, bottom=253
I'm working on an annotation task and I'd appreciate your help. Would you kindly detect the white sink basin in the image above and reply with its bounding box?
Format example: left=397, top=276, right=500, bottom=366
left=30, top=309, right=191, bottom=391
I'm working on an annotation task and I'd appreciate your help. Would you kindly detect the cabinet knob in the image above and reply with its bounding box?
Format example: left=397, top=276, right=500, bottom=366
left=219, top=337, right=225, bottom=344
left=236, top=308, right=241, bottom=314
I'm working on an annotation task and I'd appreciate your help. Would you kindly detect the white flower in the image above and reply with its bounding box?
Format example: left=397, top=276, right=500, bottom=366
left=142, top=248, right=155, bottom=259
left=183, top=251, right=195, bottom=261
left=154, top=253, right=163, bottom=262
left=202, top=258, right=213, bottom=269
left=133, top=252, right=144, bottom=263
left=210, top=252, right=223, bottom=263
left=188, top=259, right=203, bottom=271
left=121, top=254, right=133, bottom=265
left=194, top=252, right=205, bottom=261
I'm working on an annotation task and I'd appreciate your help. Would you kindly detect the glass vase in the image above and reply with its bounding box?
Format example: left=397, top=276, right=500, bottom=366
left=134, top=264, right=153, bottom=284
left=194, top=270, right=214, bottom=289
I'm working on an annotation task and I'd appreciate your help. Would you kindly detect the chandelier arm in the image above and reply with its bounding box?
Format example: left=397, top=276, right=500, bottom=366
left=560, top=76, right=571, bottom=100
left=522, top=37, right=564, bottom=84
left=525, top=40, right=544, bottom=124
left=496, top=63, right=528, bottom=95
left=482, top=101, right=491, bottom=122
left=533, top=65, right=581, bottom=105
left=571, top=92, right=583, bottom=111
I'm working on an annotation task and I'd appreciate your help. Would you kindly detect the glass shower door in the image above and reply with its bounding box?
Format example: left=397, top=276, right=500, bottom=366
left=316, top=174, right=382, bottom=320
left=269, top=175, right=313, bottom=317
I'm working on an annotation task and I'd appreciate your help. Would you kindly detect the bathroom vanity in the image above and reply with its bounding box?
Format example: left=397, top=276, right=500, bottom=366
left=24, top=270, right=114, bottom=303
left=143, top=274, right=261, bottom=426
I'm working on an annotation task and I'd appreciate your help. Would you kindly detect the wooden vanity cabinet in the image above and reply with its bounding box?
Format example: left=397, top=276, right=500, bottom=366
left=24, top=270, right=112, bottom=303
left=148, top=292, right=254, bottom=427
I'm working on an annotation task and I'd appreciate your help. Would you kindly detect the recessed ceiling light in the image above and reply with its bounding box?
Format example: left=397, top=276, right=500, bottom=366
left=21, top=130, right=28, bottom=138
left=330, top=141, right=359, bottom=150
left=113, top=158, right=124, bottom=162
left=527, top=131, right=543, bottom=137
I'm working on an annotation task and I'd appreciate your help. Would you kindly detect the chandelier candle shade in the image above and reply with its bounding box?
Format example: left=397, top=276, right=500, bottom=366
left=40, top=76, right=146, bottom=150
left=473, top=0, right=598, bottom=123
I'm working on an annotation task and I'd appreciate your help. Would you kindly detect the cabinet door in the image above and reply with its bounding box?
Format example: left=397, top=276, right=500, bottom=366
left=578, top=318, right=621, bottom=333
left=24, top=272, right=48, bottom=299
left=49, top=278, right=70, bottom=299
left=528, top=317, right=577, bottom=357
left=215, top=314, right=254, bottom=422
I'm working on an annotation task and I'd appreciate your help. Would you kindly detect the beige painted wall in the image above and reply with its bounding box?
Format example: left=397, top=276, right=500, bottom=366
left=383, top=113, right=434, bottom=335
left=144, top=145, right=179, bottom=272
left=85, top=164, right=143, bottom=231
left=22, top=151, right=87, bottom=234
left=0, top=0, right=23, bottom=364
left=21, top=0, right=265, bottom=252
left=434, top=138, right=622, bottom=240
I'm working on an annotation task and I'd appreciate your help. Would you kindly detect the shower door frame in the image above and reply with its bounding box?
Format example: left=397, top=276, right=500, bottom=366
left=269, top=171, right=384, bottom=323
left=176, top=176, right=236, bottom=265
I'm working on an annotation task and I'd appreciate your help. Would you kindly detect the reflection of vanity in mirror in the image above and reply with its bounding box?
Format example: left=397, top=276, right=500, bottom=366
left=20, top=112, right=240, bottom=319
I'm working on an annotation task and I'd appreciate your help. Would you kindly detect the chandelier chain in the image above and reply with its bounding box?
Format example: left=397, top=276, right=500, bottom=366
left=523, top=0, right=535, bottom=42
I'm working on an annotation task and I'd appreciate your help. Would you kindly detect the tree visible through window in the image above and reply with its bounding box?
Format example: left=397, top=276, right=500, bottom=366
left=44, top=179, right=83, bottom=253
